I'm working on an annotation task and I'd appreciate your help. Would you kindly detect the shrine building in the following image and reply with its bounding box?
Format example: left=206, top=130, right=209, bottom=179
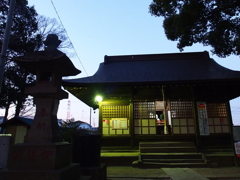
left=63, top=51, right=240, bottom=149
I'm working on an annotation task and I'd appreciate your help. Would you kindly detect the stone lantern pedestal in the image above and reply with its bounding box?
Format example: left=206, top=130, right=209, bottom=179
left=0, top=35, right=82, bottom=180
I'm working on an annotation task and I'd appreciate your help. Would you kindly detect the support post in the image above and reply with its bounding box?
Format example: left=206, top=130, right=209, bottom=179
left=0, top=0, right=16, bottom=93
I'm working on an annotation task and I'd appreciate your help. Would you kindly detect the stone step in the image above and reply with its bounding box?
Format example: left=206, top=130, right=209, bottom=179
left=139, top=141, right=195, bottom=148
left=135, top=141, right=206, bottom=168
left=134, top=161, right=206, bottom=168
left=140, top=146, right=197, bottom=153
left=140, top=153, right=203, bottom=160
left=142, top=158, right=204, bottom=163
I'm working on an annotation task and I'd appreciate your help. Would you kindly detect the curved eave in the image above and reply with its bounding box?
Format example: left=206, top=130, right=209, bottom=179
left=64, top=86, right=99, bottom=109
left=62, top=51, right=240, bottom=107
left=63, top=77, right=240, bottom=87
left=64, top=79, right=240, bottom=108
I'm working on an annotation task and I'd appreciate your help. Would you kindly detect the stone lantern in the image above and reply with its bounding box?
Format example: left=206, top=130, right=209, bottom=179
left=2, top=34, right=81, bottom=180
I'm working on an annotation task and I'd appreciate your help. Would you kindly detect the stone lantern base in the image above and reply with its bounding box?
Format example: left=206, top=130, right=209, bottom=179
left=0, top=163, right=80, bottom=180
left=8, top=143, right=72, bottom=170
left=0, top=142, right=81, bottom=180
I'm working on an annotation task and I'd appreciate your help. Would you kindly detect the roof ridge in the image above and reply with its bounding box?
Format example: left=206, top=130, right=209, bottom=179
left=104, top=51, right=209, bottom=63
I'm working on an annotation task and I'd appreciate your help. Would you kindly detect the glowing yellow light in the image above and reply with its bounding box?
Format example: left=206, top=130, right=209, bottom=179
left=95, top=95, right=103, bottom=102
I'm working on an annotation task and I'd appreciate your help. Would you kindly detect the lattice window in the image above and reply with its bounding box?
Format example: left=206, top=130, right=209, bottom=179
left=206, top=103, right=227, bottom=117
left=134, top=101, right=155, bottom=119
left=207, top=103, right=229, bottom=133
left=102, top=105, right=129, bottom=118
left=170, top=101, right=195, bottom=134
left=170, top=101, right=194, bottom=118
left=102, top=105, right=130, bottom=135
left=133, top=101, right=156, bottom=135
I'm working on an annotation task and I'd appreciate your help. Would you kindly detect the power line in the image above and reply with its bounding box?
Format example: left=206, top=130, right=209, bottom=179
left=50, top=0, right=99, bottom=95
left=50, top=0, right=89, bottom=77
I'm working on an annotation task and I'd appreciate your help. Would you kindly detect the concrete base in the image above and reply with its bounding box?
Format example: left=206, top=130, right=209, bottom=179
left=0, top=163, right=81, bottom=180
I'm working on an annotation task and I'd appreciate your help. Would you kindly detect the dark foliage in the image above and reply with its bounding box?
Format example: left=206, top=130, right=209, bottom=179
left=0, top=0, right=40, bottom=117
left=149, top=0, right=240, bottom=57
left=0, top=0, right=70, bottom=118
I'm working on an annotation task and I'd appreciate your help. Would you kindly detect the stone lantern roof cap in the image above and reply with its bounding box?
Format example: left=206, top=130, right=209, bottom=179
left=14, top=50, right=81, bottom=77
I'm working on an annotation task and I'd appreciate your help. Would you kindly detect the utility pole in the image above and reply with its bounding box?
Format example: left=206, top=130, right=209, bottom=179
left=0, top=0, right=16, bottom=133
left=0, top=0, right=16, bottom=94
left=90, top=107, right=92, bottom=127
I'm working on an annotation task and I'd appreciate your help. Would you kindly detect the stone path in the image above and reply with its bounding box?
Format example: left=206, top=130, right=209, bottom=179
left=106, top=166, right=240, bottom=180
left=162, top=168, right=209, bottom=180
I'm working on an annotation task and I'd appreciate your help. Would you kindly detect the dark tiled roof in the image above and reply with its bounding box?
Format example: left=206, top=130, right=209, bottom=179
left=63, top=51, right=240, bottom=86
left=17, top=117, right=33, bottom=125
left=0, top=116, right=33, bottom=127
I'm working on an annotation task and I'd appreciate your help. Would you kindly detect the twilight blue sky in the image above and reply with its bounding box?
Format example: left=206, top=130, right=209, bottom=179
left=27, top=0, right=240, bottom=126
